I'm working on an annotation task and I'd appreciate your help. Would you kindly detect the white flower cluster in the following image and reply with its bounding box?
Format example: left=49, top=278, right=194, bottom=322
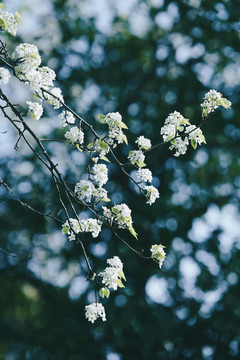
left=150, top=244, right=166, bottom=268
left=108, top=203, right=133, bottom=229
left=99, top=112, right=128, bottom=147
left=160, top=111, right=189, bottom=142
left=91, top=139, right=110, bottom=163
left=137, top=168, right=152, bottom=183
left=128, top=150, right=145, bottom=166
left=0, top=67, right=10, bottom=84
left=0, top=5, right=19, bottom=36
left=201, top=89, right=222, bottom=116
left=169, top=137, right=189, bottom=157
left=135, top=136, right=151, bottom=150
left=59, top=110, right=75, bottom=127
left=62, top=217, right=102, bottom=240
left=186, top=125, right=206, bottom=148
left=144, top=185, right=159, bottom=205
left=93, top=163, right=108, bottom=187
left=14, top=43, right=64, bottom=109
left=64, top=127, right=84, bottom=145
left=85, top=303, right=106, bottom=323
left=160, top=111, right=206, bottom=157
left=99, top=256, right=125, bottom=291
left=75, top=180, right=108, bottom=203
left=26, top=101, right=43, bottom=121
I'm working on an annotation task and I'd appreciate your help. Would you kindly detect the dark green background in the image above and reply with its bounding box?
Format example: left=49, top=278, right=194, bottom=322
left=0, top=0, right=240, bottom=359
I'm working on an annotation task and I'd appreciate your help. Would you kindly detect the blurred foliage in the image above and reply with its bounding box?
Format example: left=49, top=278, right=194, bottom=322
left=0, top=0, right=240, bottom=359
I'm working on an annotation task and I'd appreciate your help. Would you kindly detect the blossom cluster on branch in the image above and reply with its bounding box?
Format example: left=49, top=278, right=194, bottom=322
left=0, top=4, right=232, bottom=323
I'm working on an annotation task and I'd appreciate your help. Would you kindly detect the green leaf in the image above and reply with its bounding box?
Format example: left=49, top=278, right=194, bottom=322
left=199, top=133, right=207, bottom=144
left=0, top=4, right=6, bottom=9
left=102, top=197, right=111, bottom=202
left=129, top=226, right=138, bottom=240
left=112, top=207, right=119, bottom=214
left=99, top=287, right=110, bottom=298
left=98, top=114, right=106, bottom=123
left=102, top=156, right=110, bottom=163
left=76, top=144, right=83, bottom=152
left=62, top=226, right=69, bottom=235
left=118, top=270, right=126, bottom=282
left=136, top=161, right=146, bottom=168
left=99, top=288, right=105, bottom=298
left=87, top=142, right=93, bottom=149
left=115, top=279, right=125, bottom=288
left=15, top=11, right=23, bottom=23
left=216, top=98, right=232, bottom=109
left=191, top=139, right=197, bottom=150
left=122, top=134, right=128, bottom=145
left=104, top=288, right=110, bottom=298
left=99, top=141, right=109, bottom=151
left=121, top=122, right=128, bottom=129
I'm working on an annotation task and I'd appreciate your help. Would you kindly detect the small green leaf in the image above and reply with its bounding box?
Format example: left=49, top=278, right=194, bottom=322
left=98, top=114, right=106, bottom=123
left=102, top=197, right=111, bottom=202
left=115, top=279, right=125, bottom=288
left=118, top=270, right=126, bottom=282
left=15, top=11, right=23, bottom=23
left=191, top=139, right=197, bottom=149
left=104, top=288, right=110, bottom=298
left=102, top=156, right=110, bottom=163
left=199, top=133, right=207, bottom=144
left=0, top=4, right=6, bottom=9
left=122, top=134, right=128, bottom=145
left=129, top=226, right=138, bottom=240
left=99, top=288, right=105, bottom=298
left=121, top=122, right=128, bottom=129
left=136, top=161, right=146, bottom=168
left=62, top=226, right=68, bottom=235
left=99, top=141, right=109, bottom=151
left=112, top=207, right=119, bottom=214
left=87, top=142, right=93, bottom=149
left=76, top=144, right=83, bottom=152
left=216, top=98, right=232, bottom=109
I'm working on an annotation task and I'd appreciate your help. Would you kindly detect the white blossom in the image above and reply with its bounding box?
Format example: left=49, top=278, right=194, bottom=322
left=150, top=244, right=166, bottom=268
left=0, top=67, right=10, bottom=84
left=58, top=110, right=75, bottom=127
left=0, top=6, right=18, bottom=36
left=160, top=111, right=189, bottom=142
left=99, top=112, right=127, bottom=146
left=128, top=150, right=145, bottom=166
left=135, top=136, right=151, bottom=150
left=75, top=180, right=95, bottom=203
left=99, top=256, right=125, bottom=291
left=99, top=266, right=120, bottom=290
left=62, top=217, right=102, bottom=240
left=186, top=125, right=206, bottom=148
left=26, top=101, right=43, bottom=121
left=137, top=168, right=152, bottom=183
left=65, top=126, right=84, bottom=145
left=80, top=218, right=102, bottom=238
left=102, top=206, right=112, bottom=220
left=15, top=43, right=41, bottom=74
left=144, top=185, right=159, bottom=205
left=45, top=87, right=64, bottom=109
left=201, top=89, right=222, bottom=116
left=93, top=163, right=108, bottom=187
left=93, top=187, right=108, bottom=200
left=169, top=137, right=189, bottom=157
left=111, top=203, right=133, bottom=228
left=107, top=256, right=123, bottom=271
left=85, top=303, right=106, bottom=323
